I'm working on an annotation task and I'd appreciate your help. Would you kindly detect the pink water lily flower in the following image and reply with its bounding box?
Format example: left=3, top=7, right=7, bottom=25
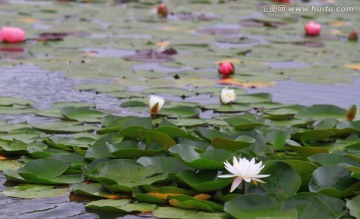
left=157, top=3, right=168, bottom=18
left=218, top=62, right=234, bottom=76
left=0, top=26, right=26, bottom=43
left=304, top=21, right=321, bottom=36
left=348, top=31, right=358, bottom=41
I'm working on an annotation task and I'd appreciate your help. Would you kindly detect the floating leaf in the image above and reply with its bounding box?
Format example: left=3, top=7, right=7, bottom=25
left=224, top=194, right=283, bottom=219
left=153, top=207, right=229, bottom=219
left=346, top=195, right=360, bottom=219
left=169, top=144, right=232, bottom=170
left=262, top=162, right=302, bottom=200
left=61, top=107, right=105, bottom=122
left=33, top=122, right=98, bottom=134
left=211, top=136, right=255, bottom=152
left=176, top=170, right=231, bottom=192
left=87, top=159, right=168, bottom=192
left=309, top=165, right=360, bottom=198
left=2, top=185, right=68, bottom=199
left=168, top=195, right=223, bottom=212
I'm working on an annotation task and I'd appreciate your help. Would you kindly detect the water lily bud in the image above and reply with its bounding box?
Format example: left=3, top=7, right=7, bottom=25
left=148, top=95, right=165, bottom=115
left=346, top=104, right=357, bottom=121
left=304, top=21, right=321, bottom=36
left=218, top=62, right=234, bottom=76
left=348, top=31, right=358, bottom=42
left=220, top=87, right=236, bottom=104
left=0, top=26, right=26, bottom=43
left=157, top=3, right=168, bottom=18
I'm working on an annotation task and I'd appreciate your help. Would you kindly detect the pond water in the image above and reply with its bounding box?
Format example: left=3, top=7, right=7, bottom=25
left=0, top=0, right=359, bottom=218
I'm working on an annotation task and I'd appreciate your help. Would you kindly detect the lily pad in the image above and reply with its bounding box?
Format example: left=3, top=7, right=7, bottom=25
left=169, top=144, right=232, bottom=170
left=224, top=194, right=283, bottom=219
left=87, top=159, right=168, bottom=192
left=176, top=170, right=231, bottom=192
left=309, top=165, right=360, bottom=198
left=33, top=122, right=98, bottom=134
left=61, top=107, right=105, bottom=122
left=2, top=185, right=68, bottom=199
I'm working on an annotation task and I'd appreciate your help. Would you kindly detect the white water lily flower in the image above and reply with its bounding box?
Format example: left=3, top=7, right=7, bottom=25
left=220, top=87, right=236, bottom=104
left=218, top=156, right=270, bottom=193
left=148, top=95, right=165, bottom=115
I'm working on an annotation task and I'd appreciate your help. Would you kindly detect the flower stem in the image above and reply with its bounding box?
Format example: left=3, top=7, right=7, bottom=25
left=242, top=182, right=246, bottom=194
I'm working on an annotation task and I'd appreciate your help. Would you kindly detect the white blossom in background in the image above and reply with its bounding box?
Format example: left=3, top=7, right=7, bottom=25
left=220, top=87, right=236, bottom=104
left=148, top=95, right=165, bottom=115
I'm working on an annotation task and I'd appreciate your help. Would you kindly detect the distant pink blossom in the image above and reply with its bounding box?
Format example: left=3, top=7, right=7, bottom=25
left=218, top=62, right=235, bottom=76
left=0, top=26, right=26, bottom=43
left=304, top=21, right=321, bottom=36
left=348, top=31, right=358, bottom=41
left=157, top=3, right=168, bottom=18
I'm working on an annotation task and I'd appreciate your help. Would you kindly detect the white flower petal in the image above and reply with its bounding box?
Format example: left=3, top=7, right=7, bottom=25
left=217, top=174, right=236, bottom=178
left=230, top=177, right=242, bottom=193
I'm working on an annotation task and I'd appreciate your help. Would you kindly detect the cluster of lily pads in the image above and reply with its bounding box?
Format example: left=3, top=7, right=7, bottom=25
left=0, top=92, right=359, bottom=218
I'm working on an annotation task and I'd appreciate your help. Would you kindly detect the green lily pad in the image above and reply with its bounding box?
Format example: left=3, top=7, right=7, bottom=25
left=161, top=106, right=201, bottom=118
left=137, top=156, right=194, bottom=173
left=72, top=183, right=128, bottom=199
left=120, top=100, right=147, bottom=108
left=85, top=199, right=156, bottom=213
left=309, top=165, right=360, bottom=198
left=0, top=160, right=23, bottom=171
left=61, top=107, right=105, bottom=122
left=168, top=195, right=223, bottom=212
left=153, top=207, right=230, bottom=219
left=2, top=185, right=68, bottom=199
left=262, top=162, right=301, bottom=200
left=293, top=130, right=335, bottom=142
left=265, top=129, right=291, bottom=150
left=119, top=117, right=152, bottom=138
left=176, top=170, right=231, bottom=192
left=298, top=105, right=347, bottom=119
left=107, top=140, right=165, bottom=159
left=235, top=93, right=272, bottom=104
left=193, top=127, right=229, bottom=142
left=45, top=136, right=95, bottom=150
left=211, top=136, right=255, bottom=152
left=169, top=144, right=232, bottom=170
left=155, top=126, right=188, bottom=138
left=33, top=122, right=98, bottom=133
left=309, top=153, right=360, bottom=166
left=224, top=194, right=283, bottom=219
left=138, top=129, right=176, bottom=149
left=0, top=97, right=33, bottom=106
left=224, top=117, right=266, bottom=130
left=284, top=192, right=345, bottom=218
left=75, top=83, right=127, bottom=93
left=17, top=158, right=84, bottom=184
left=171, top=118, right=207, bottom=127
left=87, top=159, right=168, bottom=192
left=346, top=195, right=360, bottom=219
left=203, top=104, right=250, bottom=113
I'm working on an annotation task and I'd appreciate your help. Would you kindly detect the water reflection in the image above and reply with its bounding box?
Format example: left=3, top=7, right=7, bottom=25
left=0, top=43, right=25, bottom=59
